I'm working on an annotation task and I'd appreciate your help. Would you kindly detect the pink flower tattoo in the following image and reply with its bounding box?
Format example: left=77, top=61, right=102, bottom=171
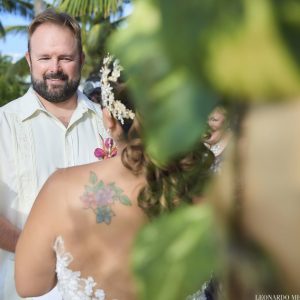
left=80, top=171, right=132, bottom=224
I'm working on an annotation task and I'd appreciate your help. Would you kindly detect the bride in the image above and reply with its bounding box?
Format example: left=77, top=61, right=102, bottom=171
left=15, top=56, right=213, bottom=300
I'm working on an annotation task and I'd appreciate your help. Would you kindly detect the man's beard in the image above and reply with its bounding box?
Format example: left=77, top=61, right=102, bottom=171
left=32, top=71, right=80, bottom=103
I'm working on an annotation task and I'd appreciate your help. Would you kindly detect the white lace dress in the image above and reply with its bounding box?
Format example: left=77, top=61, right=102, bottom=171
left=53, top=236, right=106, bottom=300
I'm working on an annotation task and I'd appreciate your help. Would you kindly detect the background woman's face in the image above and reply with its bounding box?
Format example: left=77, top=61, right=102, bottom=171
left=208, top=110, right=225, bottom=132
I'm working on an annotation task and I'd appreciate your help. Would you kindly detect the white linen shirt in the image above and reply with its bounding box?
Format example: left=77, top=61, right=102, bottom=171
left=0, top=87, right=108, bottom=300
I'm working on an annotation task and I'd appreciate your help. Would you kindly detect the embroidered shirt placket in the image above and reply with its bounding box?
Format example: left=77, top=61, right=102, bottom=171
left=12, top=115, right=37, bottom=215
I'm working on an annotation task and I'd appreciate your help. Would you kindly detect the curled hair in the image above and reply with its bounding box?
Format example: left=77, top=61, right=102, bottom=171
left=27, top=8, right=82, bottom=54
left=121, top=116, right=145, bottom=175
left=112, top=82, right=214, bottom=218
left=123, top=125, right=214, bottom=218
left=136, top=143, right=214, bottom=218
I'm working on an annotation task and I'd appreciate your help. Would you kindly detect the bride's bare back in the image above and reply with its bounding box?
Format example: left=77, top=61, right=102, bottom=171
left=16, top=156, right=147, bottom=300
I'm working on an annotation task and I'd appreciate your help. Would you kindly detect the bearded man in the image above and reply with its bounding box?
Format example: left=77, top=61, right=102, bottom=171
left=0, top=9, right=107, bottom=300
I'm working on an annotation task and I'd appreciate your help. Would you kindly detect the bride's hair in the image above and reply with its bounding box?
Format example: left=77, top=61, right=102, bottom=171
left=111, top=81, right=214, bottom=218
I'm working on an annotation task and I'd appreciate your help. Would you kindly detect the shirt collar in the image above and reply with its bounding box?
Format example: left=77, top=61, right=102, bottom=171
left=76, top=89, right=98, bottom=114
left=20, top=87, right=98, bottom=121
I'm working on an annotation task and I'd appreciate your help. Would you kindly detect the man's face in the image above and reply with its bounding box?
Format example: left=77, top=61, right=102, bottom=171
left=26, top=23, right=84, bottom=103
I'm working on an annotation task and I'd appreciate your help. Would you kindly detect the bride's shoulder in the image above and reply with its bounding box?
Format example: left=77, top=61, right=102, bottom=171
left=61, top=157, right=120, bottom=176
left=49, top=161, right=102, bottom=184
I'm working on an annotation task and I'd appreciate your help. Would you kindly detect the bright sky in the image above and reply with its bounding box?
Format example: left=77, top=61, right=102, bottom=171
left=0, top=12, right=30, bottom=61
left=0, top=2, right=132, bottom=62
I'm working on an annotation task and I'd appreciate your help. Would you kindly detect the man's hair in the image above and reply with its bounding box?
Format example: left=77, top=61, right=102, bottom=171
left=27, top=8, right=82, bottom=54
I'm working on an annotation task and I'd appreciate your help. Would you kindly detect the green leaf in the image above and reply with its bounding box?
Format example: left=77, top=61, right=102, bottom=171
left=108, top=182, right=116, bottom=189
left=119, top=195, right=132, bottom=206
left=84, top=185, right=93, bottom=193
left=132, top=204, right=219, bottom=300
left=89, top=171, right=98, bottom=185
left=94, top=180, right=104, bottom=191
left=144, top=72, right=217, bottom=163
left=108, top=182, right=122, bottom=194
left=206, top=0, right=300, bottom=100
left=109, top=0, right=217, bottom=164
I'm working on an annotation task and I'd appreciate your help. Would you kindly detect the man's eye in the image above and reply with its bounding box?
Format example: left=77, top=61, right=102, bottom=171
left=39, top=57, right=50, bottom=61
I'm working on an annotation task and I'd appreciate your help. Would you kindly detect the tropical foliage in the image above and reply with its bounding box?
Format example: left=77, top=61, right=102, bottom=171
left=0, top=0, right=39, bottom=100
left=54, top=0, right=120, bottom=18
left=55, top=0, right=130, bottom=76
left=132, top=204, right=219, bottom=300
left=0, top=54, right=28, bottom=105
left=0, top=0, right=127, bottom=97
left=107, top=0, right=300, bottom=299
left=0, top=0, right=33, bottom=35
left=109, top=0, right=300, bottom=164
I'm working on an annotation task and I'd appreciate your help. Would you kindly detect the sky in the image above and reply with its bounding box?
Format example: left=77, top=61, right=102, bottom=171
left=0, top=12, right=30, bottom=61
left=0, top=2, right=133, bottom=62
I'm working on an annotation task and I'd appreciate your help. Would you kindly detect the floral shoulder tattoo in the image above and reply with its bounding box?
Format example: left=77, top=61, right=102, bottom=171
left=80, top=171, right=132, bottom=224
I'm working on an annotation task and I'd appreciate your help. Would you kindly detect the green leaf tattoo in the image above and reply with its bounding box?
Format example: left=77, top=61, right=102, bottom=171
left=80, top=171, right=132, bottom=224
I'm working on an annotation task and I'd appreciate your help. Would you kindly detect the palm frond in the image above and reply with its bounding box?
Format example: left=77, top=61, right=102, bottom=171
left=3, top=25, right=28, bottom=36
left=0, top=0, right=34, bottom=18
left=56, top=0, right=120, bottom=18
left=0, top=22, right=5, bottom=37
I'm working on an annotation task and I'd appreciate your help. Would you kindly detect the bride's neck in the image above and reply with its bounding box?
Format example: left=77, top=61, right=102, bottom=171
left=115, top=140, right=127, bottom=157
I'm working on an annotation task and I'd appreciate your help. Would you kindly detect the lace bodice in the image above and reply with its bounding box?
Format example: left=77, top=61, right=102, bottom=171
left=53, top=236, right=106, bottom=300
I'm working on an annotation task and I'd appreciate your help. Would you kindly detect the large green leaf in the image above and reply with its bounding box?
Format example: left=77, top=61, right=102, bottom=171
left=206, top=0, right=300, bottom=100
left=132, top=204, right=219, bottom=300
left=158, top=0, right=243, bottom=82
left=273, top=0, right=300, bottom=69
left=143, top=74, right=217, bottom=162
left=109, top=0, right=217, bottom=164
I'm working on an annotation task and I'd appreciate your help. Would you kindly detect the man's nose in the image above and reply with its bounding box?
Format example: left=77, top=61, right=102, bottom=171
left=49, top=59, right=62, bottom=73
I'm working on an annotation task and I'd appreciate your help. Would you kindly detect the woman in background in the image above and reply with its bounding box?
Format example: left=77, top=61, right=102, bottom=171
left=204, top=106, right=232, bottom=172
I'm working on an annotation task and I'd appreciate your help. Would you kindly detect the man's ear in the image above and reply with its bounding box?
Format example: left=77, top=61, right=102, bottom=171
left=25, top=52, right=31, bottom=71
